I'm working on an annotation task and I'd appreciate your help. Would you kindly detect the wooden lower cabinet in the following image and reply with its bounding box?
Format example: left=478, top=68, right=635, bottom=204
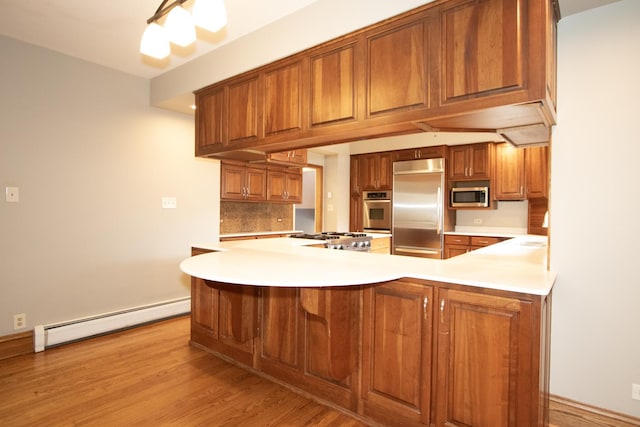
left=444, top=234, right=507, bottom=259
left=435, top=287, right=546, bottom=427
left=361, top=280, right=434, bottom=426
left=190, top=268, right=550, bottom=426
left=241, top=285, right=361, bottom=411
left=191, top=280, right=258, bottom=367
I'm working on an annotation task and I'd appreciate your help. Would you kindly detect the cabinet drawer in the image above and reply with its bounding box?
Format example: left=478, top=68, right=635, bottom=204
left=470, top=236, right=502, bottom=247
left=444, top=235, right=470, bottom=245
left=370, top=237, right=391, bottom=253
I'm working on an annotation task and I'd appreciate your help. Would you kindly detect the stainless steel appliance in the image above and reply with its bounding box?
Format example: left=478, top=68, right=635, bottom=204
left=392, top=158, right=445, bottom=259
left=450, top=186, right=489, bottom=208
left=362, top=191, right=392, bottom=233
left=289, top=232, right=372, bottom=252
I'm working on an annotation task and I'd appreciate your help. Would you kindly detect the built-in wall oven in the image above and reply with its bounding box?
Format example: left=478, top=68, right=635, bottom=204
left=363, top=191, right=391, bottom=233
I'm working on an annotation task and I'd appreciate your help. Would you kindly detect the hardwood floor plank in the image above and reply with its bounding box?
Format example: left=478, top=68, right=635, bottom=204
left=0, top=316, right=365, bottom=426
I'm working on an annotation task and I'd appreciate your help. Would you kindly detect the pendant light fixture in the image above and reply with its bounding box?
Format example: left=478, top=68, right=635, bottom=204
left=140, top=0, right=227, bottom=60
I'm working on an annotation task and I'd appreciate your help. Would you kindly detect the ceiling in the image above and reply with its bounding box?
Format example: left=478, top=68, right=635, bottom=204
left=0, top=0, right=622, bottom=80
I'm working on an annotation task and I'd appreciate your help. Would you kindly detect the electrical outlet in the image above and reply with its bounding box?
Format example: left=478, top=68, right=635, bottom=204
left=13, top=313, right=26, bottom=330
left=474, top=218, right=483, bottom=225
left=5, top=187, right=19, bottom=202
left=161, top=197, right=177, bottom=209
left=633, top=384, right=640, bottom=401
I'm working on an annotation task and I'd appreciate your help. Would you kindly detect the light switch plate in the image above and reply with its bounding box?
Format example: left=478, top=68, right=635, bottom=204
left=162, top=197, right=177, bottom=209
left=5, top=187, right=19, bottom=202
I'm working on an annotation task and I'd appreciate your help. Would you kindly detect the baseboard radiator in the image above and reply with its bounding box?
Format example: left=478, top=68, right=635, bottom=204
left=33, top=297, right=190, bottom=352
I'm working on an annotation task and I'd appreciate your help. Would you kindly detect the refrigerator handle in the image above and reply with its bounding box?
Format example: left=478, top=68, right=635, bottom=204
left=437, top=186, right=442, bottom=235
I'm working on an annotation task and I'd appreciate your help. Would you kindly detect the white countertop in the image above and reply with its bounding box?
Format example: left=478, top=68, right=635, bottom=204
left=181, top=235, right=555, bottom=296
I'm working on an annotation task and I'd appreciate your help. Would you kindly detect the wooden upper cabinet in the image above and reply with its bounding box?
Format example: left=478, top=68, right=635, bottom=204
left=494, top=143, right=549, bottom=200
left=394, top=145, right=447, bottom=161
left=435, top=288, right=537, bottom=427
left=366, top=16, right=430, bottom=117
left=267, top=149, right=307, bottom=166
left=494, top=143, right=526, bottom=200
left=525, top=145, right=549, bottom=199
left=220, top=161, right=267, bottom=201
left=439, top=0, right=523, bottom=105
left=263, top=60, right=305, bottom=138
left=195, top=86, right=225, bottom=155
left=194, top=0, right=557, bottom=159
left=448, top=143, right=492, bottom=180
left=267, top=167, right=302, bottom=203
left=361, top=152, right=393, bottom=191
left=310, top=41, right=358, bottom=127
left=228, top=75, right=261, bottom=145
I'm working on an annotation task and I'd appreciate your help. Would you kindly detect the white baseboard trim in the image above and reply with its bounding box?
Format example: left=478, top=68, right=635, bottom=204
left=33, top=297, right=190, bottom=352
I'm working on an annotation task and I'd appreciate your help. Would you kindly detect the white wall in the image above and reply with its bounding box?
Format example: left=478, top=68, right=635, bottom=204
left=550, top=0, right=640, bottom=416
left=0, top=37, right=219, bottom=336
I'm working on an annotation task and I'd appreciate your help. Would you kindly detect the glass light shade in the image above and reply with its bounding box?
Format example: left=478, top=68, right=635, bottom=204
left=192, top=0, right=227, bottom=32
left=140, top=23, right=170, bottom=59
left=164, top=5, right=196, bottom=46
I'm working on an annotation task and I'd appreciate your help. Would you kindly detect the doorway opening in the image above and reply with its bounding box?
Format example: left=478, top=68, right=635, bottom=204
left=294, top=165, right=323, bottom=233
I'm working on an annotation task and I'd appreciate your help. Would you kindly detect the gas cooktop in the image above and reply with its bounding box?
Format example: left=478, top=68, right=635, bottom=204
left=289, top=232, right=372, bottom=251
left=289, top=232, right=368, bottom=240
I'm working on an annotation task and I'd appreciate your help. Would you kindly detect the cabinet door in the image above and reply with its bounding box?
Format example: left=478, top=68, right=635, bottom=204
left=220, top=162, right=247, bottom=200
left=299, top=288, right=359, bottom=409
left=494, top=143, right=525, bottom=200
left=310, top=41, right=358, bottom=127
left=350, top=194, right=363, bottom=232
left=439, top=0, right=524, bottom=105
left=448, top=145, right=470, bottom=180
left=361, top=280, right=433, bottom=425
left=217, top=282, right=258, bottom=364
left=377, top=152, right=393, bottom=189
left=366, top=17, right=430, bottom=117
left=191, top=276, right=219, bottom=345
left=195, top=86, right=225, bottom=155
left=448, top=143, right=491, bottom=180
left=525, top=145, right=549, bottom=199
left=444, top=245, right=468, bottom=259
left=361, top=154, right=378, bottom=191
left=267, top=168, right=287, bottom=202
left=285, top=170, right=303, bottom=203
left=469, top=143, right=491, bottom=179
left=435, top=288, right=534, bottom=427
left=361, top=152, right=393, bottom=191
left=245, top=166, right=267, bottom=201
left=264, top=61, right=304, bottom=138
left=228, top=76, right=261, bottom=145
left=260, top=287, right=300, bottom=372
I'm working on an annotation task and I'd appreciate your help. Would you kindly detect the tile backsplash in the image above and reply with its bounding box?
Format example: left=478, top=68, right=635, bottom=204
left=220, top=201, right=294, bottom=234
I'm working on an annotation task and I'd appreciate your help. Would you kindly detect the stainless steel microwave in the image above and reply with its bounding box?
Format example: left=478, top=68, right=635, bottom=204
left=450, top=187, right=489, bottom=208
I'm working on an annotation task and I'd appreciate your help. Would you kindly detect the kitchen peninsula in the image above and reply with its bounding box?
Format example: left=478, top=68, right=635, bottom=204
left=181, top=236, right=555, bottom=427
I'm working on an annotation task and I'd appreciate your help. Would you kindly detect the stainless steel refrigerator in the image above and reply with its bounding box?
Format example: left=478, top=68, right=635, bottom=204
left=392, top=158, right=445, bottom=259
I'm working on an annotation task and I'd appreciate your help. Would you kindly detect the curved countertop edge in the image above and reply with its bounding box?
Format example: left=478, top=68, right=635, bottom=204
left=181, top=235, right=555, bottom=296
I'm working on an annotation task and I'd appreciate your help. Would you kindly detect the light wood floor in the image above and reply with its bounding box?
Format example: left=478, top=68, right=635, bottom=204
left=1, top=315, right=636, bottom=427
left=0, top=316, right=363, bottom=426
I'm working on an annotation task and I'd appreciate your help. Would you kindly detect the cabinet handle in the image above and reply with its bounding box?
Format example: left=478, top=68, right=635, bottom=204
left=440, top=299, right=445, bottom=323
left=423, top=296, right=428, bottom=320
